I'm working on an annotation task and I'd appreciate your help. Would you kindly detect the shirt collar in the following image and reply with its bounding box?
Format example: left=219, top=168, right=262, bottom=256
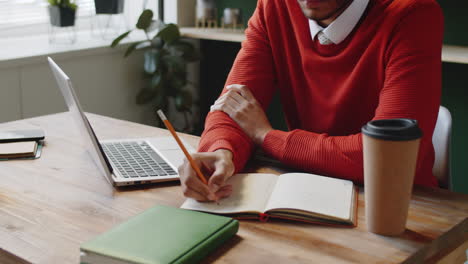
left=309, top=0, right=369, bottom=44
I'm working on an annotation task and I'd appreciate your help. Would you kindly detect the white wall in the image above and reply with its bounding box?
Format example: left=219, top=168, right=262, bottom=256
left=0, top=50, right=150, bottom=124
left=0, top=0, right=200, bottom=131
left=0, top=46, right=200, bottom=131
left=0, top=68, right=21, bottom=122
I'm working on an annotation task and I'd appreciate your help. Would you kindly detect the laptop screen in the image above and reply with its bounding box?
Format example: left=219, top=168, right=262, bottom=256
left=48, top=57, right=114, bottom=185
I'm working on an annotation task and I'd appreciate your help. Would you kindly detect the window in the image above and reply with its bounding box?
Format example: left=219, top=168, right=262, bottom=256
left=0, top=0, right=95, bottom=30
left=0, top=0, right=160, bottom=39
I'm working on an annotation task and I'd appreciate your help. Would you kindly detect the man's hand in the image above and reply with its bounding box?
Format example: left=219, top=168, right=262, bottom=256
left=178, top=149, right=235, bottom=202
left=210, top=84, right=273, bottom=145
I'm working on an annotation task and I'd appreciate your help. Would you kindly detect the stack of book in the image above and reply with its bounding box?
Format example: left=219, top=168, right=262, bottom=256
left=0, top=129, right=45, bottom=160
left=0, top=141, right=39, bottom=159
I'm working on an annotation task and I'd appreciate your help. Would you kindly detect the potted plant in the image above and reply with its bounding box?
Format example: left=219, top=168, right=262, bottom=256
left=111, top=10, right=200, bottom=131
left=94, top=0, right=124, bottom=15
left=48, top=0, right=78, bottom=27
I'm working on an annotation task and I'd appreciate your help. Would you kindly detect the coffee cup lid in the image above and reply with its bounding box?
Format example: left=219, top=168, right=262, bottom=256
left=361, top=119, right=422, bottom=141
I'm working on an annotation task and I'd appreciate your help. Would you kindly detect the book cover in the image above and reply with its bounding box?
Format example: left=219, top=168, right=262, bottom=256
left=80, top=205, right=239, bottom=264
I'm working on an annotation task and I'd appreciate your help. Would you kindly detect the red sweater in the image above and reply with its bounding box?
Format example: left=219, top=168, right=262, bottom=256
left=198, top=0, right=443, bottom=187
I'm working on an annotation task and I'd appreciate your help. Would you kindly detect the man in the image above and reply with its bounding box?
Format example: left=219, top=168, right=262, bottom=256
left=178, top=0, right=444, bottom=201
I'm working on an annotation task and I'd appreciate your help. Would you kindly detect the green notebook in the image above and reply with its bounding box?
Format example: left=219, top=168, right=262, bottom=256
left=80, top=205, right=239, bottom=264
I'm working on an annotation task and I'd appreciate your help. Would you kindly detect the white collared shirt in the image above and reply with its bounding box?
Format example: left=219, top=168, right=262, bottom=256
left=309, top=0, right=369, bottom=45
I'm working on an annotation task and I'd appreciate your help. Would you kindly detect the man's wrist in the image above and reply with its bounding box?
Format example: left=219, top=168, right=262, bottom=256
left=255, top=128, right=274, bottom=145
left=214, top=148, right=233, bottom=161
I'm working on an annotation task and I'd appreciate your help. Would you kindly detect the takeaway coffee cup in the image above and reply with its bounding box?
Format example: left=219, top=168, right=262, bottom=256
left=361, top=119, right=422, bottom=236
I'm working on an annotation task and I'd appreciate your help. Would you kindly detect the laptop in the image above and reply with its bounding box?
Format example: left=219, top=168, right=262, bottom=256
left=48, top=57, right=192, bottom=186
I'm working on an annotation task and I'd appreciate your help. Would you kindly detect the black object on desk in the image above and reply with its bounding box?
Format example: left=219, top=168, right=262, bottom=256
left=0, top=129, right=45, bottom=143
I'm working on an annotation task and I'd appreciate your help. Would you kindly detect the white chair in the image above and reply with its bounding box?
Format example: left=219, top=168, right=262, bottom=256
left=432, top=106, right=452, bottom=189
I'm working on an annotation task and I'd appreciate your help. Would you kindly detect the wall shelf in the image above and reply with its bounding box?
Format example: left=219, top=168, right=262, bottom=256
left=180, top=27, right=245, bottom=43
left=442, top=45, right=468, bottom=64
left=181, top=28, right=468, bottom=65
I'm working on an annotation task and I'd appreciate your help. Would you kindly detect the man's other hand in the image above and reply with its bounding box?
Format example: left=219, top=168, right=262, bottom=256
left=178, top=149, right=235, bottom=202
left=210, top=84, right=273, bottom=145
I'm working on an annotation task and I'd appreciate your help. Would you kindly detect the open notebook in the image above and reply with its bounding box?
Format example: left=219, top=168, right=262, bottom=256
left=181, top=173, right=358, bottom=226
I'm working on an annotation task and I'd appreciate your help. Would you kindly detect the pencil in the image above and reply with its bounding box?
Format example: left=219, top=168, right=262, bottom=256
left=156, top=110, right=208, bottom=185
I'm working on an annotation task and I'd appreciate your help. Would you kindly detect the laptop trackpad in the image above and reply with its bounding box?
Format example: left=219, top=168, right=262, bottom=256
left=146, top=137, right=196, bottom=151
left=146, top=137, right=196, bottom=169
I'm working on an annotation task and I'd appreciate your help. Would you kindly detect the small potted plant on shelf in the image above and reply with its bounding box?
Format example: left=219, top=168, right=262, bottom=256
left=111, top=9, right=200, bottom=132
left=94, top=0, right=124, bottom=15
left=48, top=0, right=78, bottom=27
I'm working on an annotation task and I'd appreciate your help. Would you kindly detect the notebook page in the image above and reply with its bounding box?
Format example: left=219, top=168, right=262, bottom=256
left=264, top=173, right=353, bottom=220
left=181, top=173, right=278, bottom=214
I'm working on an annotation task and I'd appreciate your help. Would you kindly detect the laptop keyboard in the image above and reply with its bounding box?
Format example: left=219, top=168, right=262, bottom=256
left=101, top=141, right=177, bottom=178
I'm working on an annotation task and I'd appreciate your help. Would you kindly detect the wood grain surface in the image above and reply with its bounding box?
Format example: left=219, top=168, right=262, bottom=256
left=0, top=112, right=467, bottom=264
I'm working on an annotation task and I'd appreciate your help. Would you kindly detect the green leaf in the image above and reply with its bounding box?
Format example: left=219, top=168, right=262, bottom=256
left=111, top=30, right=132, bottom=48
left=171, top=78, right=187, bottom=91
left=48, top=0, right=76, bottom=9
left=184, top=49, right=201, bottom=62
left=163, top=54, right=186, bottom=73
left=69, top=2, right=77, bottom=10
left=170, top=40, right=193, bottom=52
left=124, top=41, right=141, bottom=57
left=175, top=90, right=193, bottom=111
left=136, top=88, right=157, bottom=104
left=136, top=73, right=164, bottom=105
left=150, top=73, right=162, bottom=90
left=166, top=77, right=186, bottom=98
left=154, top=88, right=167, bottom=109
left=144, top=49, right=159, bottom=74
left=172, top=69, right=187, bottom=80
left=169, top=40, right=191, bottom=55
left=136, top=9, right=154, bottom=30
left=151, top=36, right=164, bottom=49
left=156, top=23, right=180, bottom=43
left=170, top=40, right=200, bottom=62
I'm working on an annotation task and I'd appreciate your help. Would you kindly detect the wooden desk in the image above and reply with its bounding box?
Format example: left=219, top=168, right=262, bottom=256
left=1, top=113, right=467, bottom=264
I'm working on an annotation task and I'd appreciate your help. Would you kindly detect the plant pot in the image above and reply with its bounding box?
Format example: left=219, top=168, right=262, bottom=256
left=94, top=0, right=124, bottom=14
left=48, top=6, right=76, bottom=27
